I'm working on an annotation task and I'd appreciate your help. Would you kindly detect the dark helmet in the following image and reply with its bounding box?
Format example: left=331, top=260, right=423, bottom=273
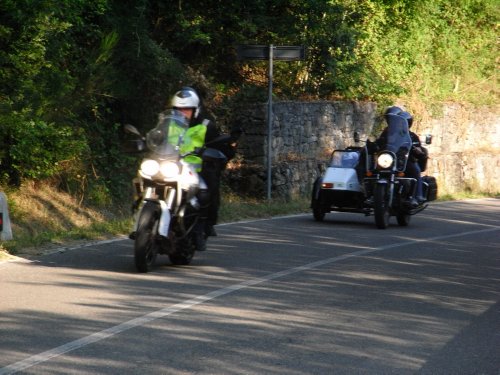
left=399, top=111, right=414, bottom=128
left=384, top=106, right=402, bottom=116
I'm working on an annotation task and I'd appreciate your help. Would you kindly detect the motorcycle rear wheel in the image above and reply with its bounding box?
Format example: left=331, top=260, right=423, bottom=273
left=396, top=212, right=411, bottom=226
left=168, top=236, right=195, bottom=265
left=169, top=252, right=194, bottom=265
left=374, top=184, right=390, bottom=229
left=134, top=203, right=158, bottom=273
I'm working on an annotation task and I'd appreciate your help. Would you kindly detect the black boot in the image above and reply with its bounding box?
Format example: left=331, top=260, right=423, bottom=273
left=407, top=197, right=419, bottom=207
left=205, top=224, right=217, bottom=237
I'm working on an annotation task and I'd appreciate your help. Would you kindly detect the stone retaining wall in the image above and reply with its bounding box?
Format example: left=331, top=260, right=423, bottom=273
left=225, top=101, right=499, bottom=199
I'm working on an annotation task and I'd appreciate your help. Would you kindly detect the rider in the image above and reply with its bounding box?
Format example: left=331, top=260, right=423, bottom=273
left=373, top=105, right=403, bottom=148
left=170, top=87, right=234, bottom=249
left=371, top=106, right=425, bottom=206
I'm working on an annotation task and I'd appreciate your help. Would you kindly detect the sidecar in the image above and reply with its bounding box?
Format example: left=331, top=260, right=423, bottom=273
left=311, top=147, right=371, bottom=221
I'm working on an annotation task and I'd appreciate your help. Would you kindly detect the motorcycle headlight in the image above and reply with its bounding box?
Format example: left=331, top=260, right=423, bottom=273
left=159, top=161, right=180, bottom=178
left=140, top=159, right=160, bottom=176
left=377, top=153, right=394, bottom=169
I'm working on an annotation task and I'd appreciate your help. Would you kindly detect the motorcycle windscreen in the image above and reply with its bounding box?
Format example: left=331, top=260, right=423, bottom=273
left=384, top=114, right=412, bottom=154
left=329, top=151, right=360, bottom=168
left=146, top=112, right=189, bottom=156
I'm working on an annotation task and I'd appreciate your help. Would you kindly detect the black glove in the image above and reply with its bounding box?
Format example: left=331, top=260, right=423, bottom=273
left=412, top=146, right=428, bottom=160
left=194, top=147, right=205, bottom=156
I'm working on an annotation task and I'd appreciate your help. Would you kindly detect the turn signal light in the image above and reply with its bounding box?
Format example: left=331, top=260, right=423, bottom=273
left=397, top=172, right=405, bottom=177
left=321, top=183, right=334, bottom=188
left=365, top=171, right=373, bottom=177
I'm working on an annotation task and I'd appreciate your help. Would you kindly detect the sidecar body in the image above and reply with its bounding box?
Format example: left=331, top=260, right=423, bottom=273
left=311, top=148, right=371, bottom=221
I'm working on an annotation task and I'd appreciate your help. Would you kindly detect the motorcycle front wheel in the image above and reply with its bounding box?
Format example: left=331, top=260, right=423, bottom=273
left=134, top=203, right=159, bottom=273
left=374, top=184, right=390, bottom=229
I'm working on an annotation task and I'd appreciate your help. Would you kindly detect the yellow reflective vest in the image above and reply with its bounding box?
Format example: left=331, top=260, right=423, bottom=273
left=179, top=123, right=208, bottom=172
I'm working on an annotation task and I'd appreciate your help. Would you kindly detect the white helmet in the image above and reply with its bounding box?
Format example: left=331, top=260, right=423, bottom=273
left=171, top=87, right=200, bottom=118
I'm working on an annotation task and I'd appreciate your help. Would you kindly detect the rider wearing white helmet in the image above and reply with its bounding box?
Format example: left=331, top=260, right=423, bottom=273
left=171, top=86, right=201, bottom=120
left=170, top=86, right=235, bottom=248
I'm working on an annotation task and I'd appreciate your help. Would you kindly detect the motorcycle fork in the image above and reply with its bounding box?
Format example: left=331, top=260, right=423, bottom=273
left=131, top=186, right=155, bottom=233
left=164, top=187, right=176, bottom=210
left=158, top=187, right=176, bottom=237
left=382, top=174, right=396, bottom=208
left=163, top=185, right=196, bottom=238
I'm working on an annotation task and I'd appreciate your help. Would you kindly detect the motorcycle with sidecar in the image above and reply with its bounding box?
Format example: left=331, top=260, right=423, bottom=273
left=311, top=113, right=437, bottom=229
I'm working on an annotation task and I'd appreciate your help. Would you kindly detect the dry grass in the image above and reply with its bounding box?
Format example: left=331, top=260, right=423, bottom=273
left=11, top=182, right=105, bottom=230
left=0, top=182, right=130, bottom=257
left=0, top=181, right=310, bottom=258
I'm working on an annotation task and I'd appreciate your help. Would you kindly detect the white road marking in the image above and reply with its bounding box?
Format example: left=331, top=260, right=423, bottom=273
left=1, top=225, right=498, bottom=375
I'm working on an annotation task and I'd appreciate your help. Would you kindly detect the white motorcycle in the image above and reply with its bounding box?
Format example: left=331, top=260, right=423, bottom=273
left=125, top=111, right=229, bottom=272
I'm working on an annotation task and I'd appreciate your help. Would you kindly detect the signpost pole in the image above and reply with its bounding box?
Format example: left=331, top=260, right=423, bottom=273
left=267, top=45, right=273, bottom=200
left=236, top=44, right=305, bottom=201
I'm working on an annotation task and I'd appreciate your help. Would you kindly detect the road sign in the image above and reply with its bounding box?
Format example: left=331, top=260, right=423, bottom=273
left=236, top=45, right=305, bottom=61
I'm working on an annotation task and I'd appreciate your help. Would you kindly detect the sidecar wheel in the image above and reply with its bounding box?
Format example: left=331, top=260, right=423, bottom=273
left=374, top=184, right=390, bottom=229
left=313, top=206, right=325, bottom=222
left=396, top=212, right=411, bottom=226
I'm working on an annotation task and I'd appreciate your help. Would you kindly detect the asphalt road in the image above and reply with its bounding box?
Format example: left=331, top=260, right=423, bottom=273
left=1, top=199, right=499, bottom=375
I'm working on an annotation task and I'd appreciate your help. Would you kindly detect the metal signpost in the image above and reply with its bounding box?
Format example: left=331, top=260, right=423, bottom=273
left=236, top=44, right=305, bottom=200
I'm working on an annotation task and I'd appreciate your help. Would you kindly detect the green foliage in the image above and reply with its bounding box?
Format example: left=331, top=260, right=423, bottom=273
left=146, top=0, right=496, bottom=104
left=0, top=0, right=496, bottom=204
left=355, top=0, right=498, bottom=103
left=6, top=116, right=87, bottom=181
left=0, top=0, right=184, bottom=200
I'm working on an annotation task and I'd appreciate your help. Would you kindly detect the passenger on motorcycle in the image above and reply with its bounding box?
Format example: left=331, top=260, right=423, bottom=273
left=399, top=111, right=427, bottom=204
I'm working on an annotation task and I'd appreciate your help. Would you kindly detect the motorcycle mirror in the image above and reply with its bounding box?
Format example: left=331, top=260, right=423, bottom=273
left=354, top=131, right=360, bottom=143
left=202, top=148, right=227, bottom=161
left=124, top=124, right=141, bottom=137
left=206, top=134, right=231, bottom=146
left=123, top=139, right=146, bottom=153
left=425, top=134, right=433, bottom=145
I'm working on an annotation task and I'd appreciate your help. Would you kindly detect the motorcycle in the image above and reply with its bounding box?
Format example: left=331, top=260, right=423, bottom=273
left=311, top=113, right=437, bottom=229
left=125, top=110, right=230, bottom=272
